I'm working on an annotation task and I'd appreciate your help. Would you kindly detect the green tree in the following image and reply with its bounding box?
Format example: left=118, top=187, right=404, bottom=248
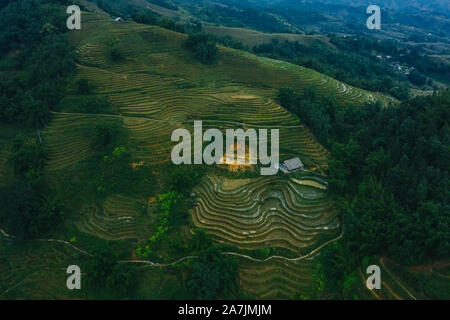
left=0, top=180, right=62, bottom=239
left=185, top=34, right=218, bottom=64
left=86, top=244, right=137, bottom=294
left=7, top=133, right=47, bottom=181
left=187, top=245, right=238, bottom=299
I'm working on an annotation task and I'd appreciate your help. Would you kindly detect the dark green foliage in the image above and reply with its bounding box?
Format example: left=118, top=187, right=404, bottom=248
left=0, top=0, right=63, bottom=56
left=109, top=46, right=124, bottom=62
left=86, top=243, right=137, bottom=294
left=191, top=228, right=212, bottom=252
left=257, top=37, right=412, bottom=99
left=7, top=133, right=47, bottom=181
left=185, top=3, right=291, bottom=33
left=0, top=1, right=75, bottom=128
left=146, top=0, right=178, bottom=11
left=408, top=69, right=427, bottom=86
left=187, top=245, right=238, bottom=299
left=0, top=180, right=63, bottom=239
left=280, top=88, right=449, bottom=296
left=214, top=35, right=248, bottom=51
left=131, top=12, right=187, bottom=33
left=79, top=97, right=111, bottom=113
left=162, top=164, right=206, bottom=192
left=96, top=0, right=122, bottom=17
left=76, top=79, right=94, bottom=95
left=185, top=34, right=218, bottom=64
left=91, top=121, right=124, bottom=152
left=87, top=145, right=155, bottom=200
left=131, top=12, right=158, bottom=25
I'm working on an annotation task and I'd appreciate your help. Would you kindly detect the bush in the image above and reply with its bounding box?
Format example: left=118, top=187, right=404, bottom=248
left=85, top=244, right=137, bottom=294
left=185, top=34, right=218, bottom=64
left=0, top=180, right=63, bottom=239
left=109, top=46, right=124, bottom=62
left=7, top=133, right=47, bottom=181
left=91, top=121, right=124, bottom=152
left=78, top=97, right=111, bottom=114
left=76, top=78, right=94, bottom=94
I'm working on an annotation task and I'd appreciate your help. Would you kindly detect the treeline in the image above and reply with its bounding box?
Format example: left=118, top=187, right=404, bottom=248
left=185, top=2, right=294, bottom=34
left=0, top=0, right=75, bottom=238
left=146, top=0, right=178, bottom=11
left=255, top=38, right=411, bottom=100
left=330, top=35, right=449, bottom=86
left=278, top=87, right=449, bottom=297
left=131, top=11, right=247, bottom=64
left=0, top=0, right=75, bottom=128
left=254, top=36, right=450, bottom=100
left=131, top=11, right=201, bottom=34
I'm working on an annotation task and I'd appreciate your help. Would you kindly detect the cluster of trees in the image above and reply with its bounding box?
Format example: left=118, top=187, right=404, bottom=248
left=0, top=0, right=76, bottom=128
left=188, top=244, right=238, bottom=299
left=255, top=38, right=410, bottom=100
left=7, top=134, right=47, bottom=182
left=0, top=131, right=65, bottom=239
left=95, top=0, right=122, bottom=18
left=186, top=2, right=293, bottom=33
left=330, top=35, right=447, bottom=87
left=278, top=87, right=449, bottom=297
left=146, top=0, right=178, bottom=11
left=85, top=243, right=137, bottom=295
left=131, top=12, right=201, bottom=34
left=136, top=164, right=205, bottom=258
left=0, top=180, right=63, bottom=239
left=184, top=34, right=218, bottom=64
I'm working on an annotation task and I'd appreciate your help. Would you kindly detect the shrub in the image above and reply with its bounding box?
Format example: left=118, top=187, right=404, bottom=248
left=185, top=34, right=218, bottom=64
left=76, top=78, right=93, bottom=94
left=7, top=133, right=47, bottom=181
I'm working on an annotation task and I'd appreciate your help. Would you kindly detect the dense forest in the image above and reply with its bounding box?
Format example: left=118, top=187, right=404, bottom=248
left=255, top=36, right=448, bottom=100
left=0, top=0, right=75, bottom=238
left=278, top=87, right=449, bottom=297
left=0, top=0, right=75, bottom=127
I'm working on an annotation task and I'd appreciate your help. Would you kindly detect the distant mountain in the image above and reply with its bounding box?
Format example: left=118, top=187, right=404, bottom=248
left=260, top=0, right=449, bottom=15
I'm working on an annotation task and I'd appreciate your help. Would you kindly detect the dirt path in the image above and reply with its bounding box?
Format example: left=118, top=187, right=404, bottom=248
left=37, top=239, right=92, bottom=256
left=2, top=267, right=49, bottom=296
left=381, top=280, right=404, bottom=300
left=1, top=225, right=343, bottom=267
left=408, top=260, right=450, bottom=273
left=358, top=268, right=382, bottom=300
left=223, top=229, right=344, bottom=263
left=119, top=255, right=198, bottom=268
left=380, top=257, right=417, bottom=300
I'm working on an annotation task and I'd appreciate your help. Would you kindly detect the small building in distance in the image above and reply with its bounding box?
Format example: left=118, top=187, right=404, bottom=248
left=279, top=158, right=304, bottom=174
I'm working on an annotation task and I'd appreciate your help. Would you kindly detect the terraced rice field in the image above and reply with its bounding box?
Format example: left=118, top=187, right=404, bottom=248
left=76, top=194, right=141, bottom=240
left=238, top=256, right=316, bottom=299
left=0, top=241, right=84, bottom=299
left=191, top=175, right=339, bottom=252
left=41, top=113, right=100, bottom=170
left=38, top=14, right=383, bottom=298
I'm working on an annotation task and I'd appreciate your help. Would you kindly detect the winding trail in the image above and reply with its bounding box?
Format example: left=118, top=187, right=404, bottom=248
left=380, top=257, right=417, bottom=300
left=358, top=268, right=382, bottom=300
left=37, top=239, right=93, bottom=256
left=1, top=227, right=343, bottom=266
left=119, top=255, right=198, bottom=268
left=223, top=229, right=344, bottom=263
left=2, top=267, right=49, bottom=295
